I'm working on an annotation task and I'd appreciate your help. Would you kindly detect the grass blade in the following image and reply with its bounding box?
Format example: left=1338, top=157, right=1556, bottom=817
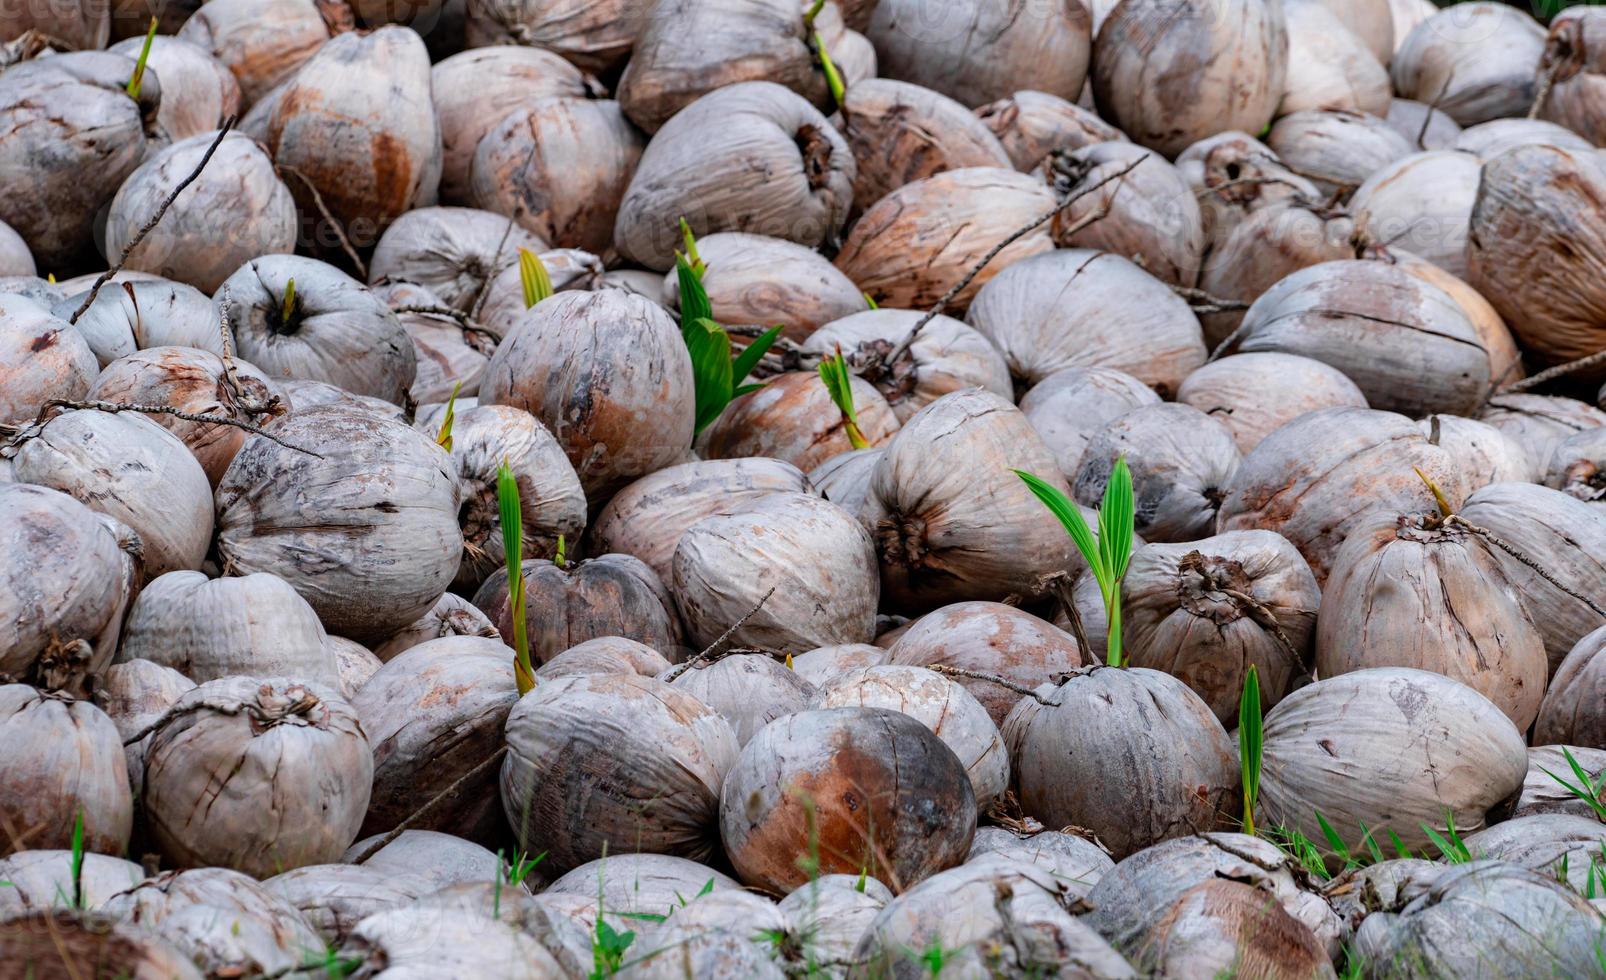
left=1315, top=811, right=1351, bottom=866
left=1097, top=456, right=1135, bottom=583
left=1387, top=829, right=1415, bottom=860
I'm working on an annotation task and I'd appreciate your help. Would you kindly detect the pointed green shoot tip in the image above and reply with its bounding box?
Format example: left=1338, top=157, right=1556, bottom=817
left=125, top=17, right=158, bottom=101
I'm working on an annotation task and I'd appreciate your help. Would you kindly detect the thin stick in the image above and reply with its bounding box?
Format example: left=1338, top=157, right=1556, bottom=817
left=1417, top=67, right=1457, bottom=149
left=392, top=304, right=502, bottom=344
left=68, top=119, right=236, bottom=325
left=1503, top=349, right=1606, bottom=394
left=1208, top=319, right=1255, bottom=363
left=925, top=665, right=1056, bottom=705
left=470, top=217, right=518, bottom=321
left=662, top=588, right=777, bottom=681
left=1172, top=284, right=1250, bottom=314
left=20, top=400, right=320, bottom=458
left=277, top=164, right=368, bottom=279
left=1040, top=571, right=1093, bottom=660
left=1447, top=515, right=1606, bottom=618
left=350, top=746, right=510, bottom=865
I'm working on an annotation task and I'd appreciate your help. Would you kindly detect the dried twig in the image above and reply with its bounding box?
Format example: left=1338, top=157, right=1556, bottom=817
left=662, top=588, right=777, bottom=681
left=470, top=217, right=518, bottom=321
left=277, top=163, right=368, bottom=279
left=1447, top=515, right=1606, bottom=618
left=391, top=304, right=502, bottom=344
left=1503, top=349, right=1606, bottom=394
left=925, top=664, right=1056, bottom=705
left=12, top=400, right=321, bottom=458
left=349, top=746, right=510, bottom=866
left=1417, top=67, right=1457, bottom=149
left=1040, top=571, right=1092, bottom=660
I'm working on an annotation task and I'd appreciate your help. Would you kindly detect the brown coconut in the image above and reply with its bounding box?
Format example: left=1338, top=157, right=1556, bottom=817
left=976, top=89, right=1125, bottom=172
left=659, top=233, right=867, bottom=342
left=366, top=206, right=547, bottom=313
left=1022, top=367, right=1163, bottom=480
left=1546, top=426, right=1606, bottom=509
left=1391, top=3, right=1546, bottom=126
left=1177, top=353, right=1368, bottom=455
left=1131, top=879, right=1338, bottom=980
left=464, top=245, right=605, bottom=341
left=177, top=0, right=353, bottom=106
left=0, top=687, right=131, bottom=857
left=1196, top=201, right=1356, bottom=347
left=698, top=371, right=900, bottom=473
left=1350, top=150, right=1481, bottom=279
left=1420, top=414, right=1537, bottom=490
left=1536, top=8, right=1606, bottom=146
left=0, top=295, right=98, bottom=427
left=1479, top=394, right=1606, bottom=479
left=789, top=642, right=889, bottom=688
left=463, top=0, right=642, bottom=74
left=1045, top=141, right=1206, bottom=288
left=837, top=78, right=1012, bottom=211
left=0, top=912, right=189, bottom=980
left=1279, top=0, right=1391, bottom=117
left=664, top=652, right=815, bottom=748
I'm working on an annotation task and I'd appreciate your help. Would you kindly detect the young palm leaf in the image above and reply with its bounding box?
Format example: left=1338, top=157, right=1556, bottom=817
left=1239, top=665, right=1262, bottom=837
left=125, top=17, right=158, bottom=99
left=435, top=381, right=463, bottom=453
left=817, top=348, right=869, bottom=449
left=281, top=277, right=298, bottom=326
left=497, top=460, right=535, bottom=695
left=519, top=248, right=554, bottom=309
left=678, top=218, right=705, bottom=280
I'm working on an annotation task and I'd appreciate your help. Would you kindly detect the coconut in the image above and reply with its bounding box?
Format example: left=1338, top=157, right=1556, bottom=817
left=1266, top=110, right=1413, bottom=198
left=470, top=96, right=645, bottom=254
left=468, top=246, right=606, bottom=340
left=1459, top=482, right=1606, bottom=672
left=1258, top=668, right=1527, bottom=855
left=835, top=167, right=1056, bottom=313
left=1178, top=132, right=1321, bottom=258
left=1355, top=861, right=1606, bottom=977
left=811, top=665, right=1008, bottom=809
left=1129, top=878, right=1338, bottom=979
left=1468, top=144, right=1606, bottom=373
left=721, top=706, right=975, bottom=894
left=463, top=0, right=642, bottom=72
left=612, top=891, right=790, bottom=979
left=663, top=653, right=814, bottom=747
left=0, top=52, right=160, bottom=270
left=1456, top=117, right=1595, bottom=159
left=326, top=636, right=379, bottom=699
left=836, top=79, right=1012, bottom=212
left=56, top=281, right=224, bottom=370
left=1279, top=1, right=1390, bottom=117
left=0, top=850, right=145, bottom=914
left=1177, top=354, right=1367, bottom=456
left=1045, top=141, right=1206, bottom=288
left=1003, top=667, right=1238, bottom=859
left=370, top=281, right=492, bottom=403
left=476, top=553, right=687, bottom=665
left=541, top=852, right=742, bottom=917
left=966, top=250, right=1207, bottom=396
left=0, top=1, right=109, bottom=49
left=104, top=132, right=297, bottom=295
left=354, top=636, right=516, bottom=843
left=777, top=874, right=892, bottom=972
left=809, top=448, right=882, bottom=516
left=659, top=233, right=868, bottom=342
left=1349, top=151, right=1480, bottom=279
left=799, top=309, right=1014, bottom=422
left=673, top=491, right=878, bottom=652
left=372, top=593, right=498, bottom=663
left=850, top=854, right=1133, bottom=977
left=500, top=673, right=738, bottom=873
left=0, top=220, right=33, bottom=277
left=366, top=206, right=548, bottom=313
left=537, top=637, right=673, bottom=680
left=976, top=89, right=1125, bottom=172
left=1536, top=9, right=1606, bottom=146
left=1196, top=201, right=1356, bottom=347
left=413, top=882, right=595, bottom=975
left=859, top=389, right=1081, bottom=611
left=0, top=277, right=59, bottom=307
left=887, top=602, right=1083, bottom=726
left=1020, top=368, right=1163, bottom=479
left=480, top=290, right=694, bottom=497
left=1384, top=99, right=1463, bottom=151
left=1514, top=745, right=1606, bottom=820
left=1091, top=0, right=1286, bottom=158
left=344, top=829, right=503, bottom=889
left=589, top=458, right=813, bottom=583
left=0, top=295, right=98, bottom=425
left=216, top=406, right=461, bottom=642
left=177, top=0, right=354, bottom=106
left=1420, top=414, right=1536, bottom=490
left=264, top=864, right=430, bottom=945
left=698, top=371, right=900, bottom=472
left=790, top=643, right=889, bottom=688
left=94, top=658, right=194, bottom=803
left=276, top=379, right=408, bottom=423
left=85, top=346, right=289, bottom=485
left=0, top=485, right=138, bottom=693
left=1321, top=858, right=1445, bottom=935
left=107, top=35, right=239, bottom=143
left=1073, top=403, right=1243, bottom=543
left=1546, top=426, right=1606, bottom=509
left=967, top=828, right=1114, bottom=899
left=339, top=906, right=567, bottom=978
left=0, top=908, right=207, bottom=978
left=1464, top=814, right=1606, bottom=893
left=1535, top=626, right=1606, bottom=748
left=1480, top=394, right=1606, bottom=478
left=0, top=687, right=130, bottom=857
left=1392, top=3, right=1546, bottom=126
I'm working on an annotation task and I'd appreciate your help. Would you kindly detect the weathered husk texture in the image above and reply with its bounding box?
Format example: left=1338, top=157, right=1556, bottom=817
left=1479, top=394, right=1606, bottom=480
left=338, top=906, right=566, bottom=978
left=412, top=882, right=595, bottom=974
left=480, top=289, right=695, bottom=498
left=59, top=280, right=224, bottom=371
left=328, top=635, right=381, bottom=699
left=660, top=233, right=867, bottom=343
left=1317, top=511, right=1547, bottom=729
left=1391, top=2, right=1546, bottom=125
left=216, top=405, right=461, bottom=642
left=1456, top=117, right=1594, bottom=159
left=1178, top=131, right=1320, bottom=259
left=1267, top=109, right=1413, bottom=199
left=263, top=863, right=430, bottom=946
left=615, top=81, right=853, bottom=270
left=1215, top=407, right=1468, bottom=583
left=1459, top=481, right=1606, bottom=673
left=0, top=909, right=204, bottom=980
left=835, top=167, right=1056, bottom=313
left=355, top=636, right=516, bottom=843
left=1279, top=0, right=1390, bottom=117
left=697, top=371, right=899, bottom=473
left=612, top=891, right=789, bottom=980
left=541, top=852, right=741, bottom=918
left=1384, top=98, right=1462, bottom=151
left=967, top=827, right=1114, bottom=900
left=367, top=206, right=547, bottom=312
left=966, top=249, right=1207, bottom=395
left=1092, top=0, right=1287, bottom=158
left=0, top=686, right=131, bottom=857
left=1314, top=0, right=1394, bottom=64
left=1537, top=8, right=1606, bottom=146
left=665, top=652, right=815, bottom=748
left=1514, top=744, right=1606, bottom=819
left=372, top=280, right=492, bottom=404
left=1129, top=878, right=1338, bottom=980
left=0, top=850, right=145, bottom=914
left=93, top=658, right=195, bottom=805
left=0, top=0, right=109, bottom=50
left=809, top=447, right=882, bottom=518
left=464, top=0, right=642, bottom=73
left=1048, top=142, right=1206, bottom=288
left=1419, top=414, right=1536, bottom=493
left=536, top=636, right=673, bottom=680
left=0, top=219, right=34, bottom=277
left=106, top=35, right=239, bottom=143
left=777, top=874, right=893, bottom=972
left=1021, top=366, right=1162, bottom=478
left=866, top=0, right=1091, bottom=108
left=1546, top=425, right=1606, bottom=509
left=1350, top=151, right=1480, bottom=279
left=343, top=829, right=503, bottom=889
left=1258, top=668, right=1527, bottom=855
left=673, top=491, right=879, bottom=652
left=1177, top=353, right=1367, bottom=455
left=1072, top=403, right=1243, bottom=543
left=790, top=641, right=889, bottom=688
left=500, top=672, right=739, bottom=873
left=1535, top=625, right=1606, bottom=748
left=838, top=78, right=1012, bottom=211
left=976, top=89, right=1125, bottom=172
left=720, top=706, right=976, bottom=895
left=1463, top=814, right=1606, bottom=893
left=1196, top=201, right=1356, bottom=347
left=466, top=245, right=605, bottom=340
left=0, top=294, right=98, bottom=426
left=1003, top=667, right=1238, bottom=859
left=860, top=389, right=1080, bottom=612
left=177, top=0, right=354, bottom=107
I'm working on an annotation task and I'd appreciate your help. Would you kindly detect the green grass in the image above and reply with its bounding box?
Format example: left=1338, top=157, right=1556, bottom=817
left=124, top=17, right=157, bottom=99
left=1540, top=747, right=1606, bottom=821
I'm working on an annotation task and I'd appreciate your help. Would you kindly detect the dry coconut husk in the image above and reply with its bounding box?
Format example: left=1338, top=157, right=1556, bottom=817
left=976, top=89, right=1125, bottom=173
left=1464, top=813, right=1606, bottom=893
left=0, top=485, right=138, bottom=693
left=58, top=280, right=225, bottom=370
left=105, top=131, right=297, bottom=295
left=1536, top=8, right=1606, bottom=146
left=1460, top=481, right=1606, bottom=673
left=216, top=406, right=461, bottom=642
left=1045, top=142, right=1206, bottom=288
left=0, top=850, right=144, bottom=914
left=1022, top=367, right=1162, bottom=479
left=465, top=246, right=605, bottom=340
left=1216, top=407, right=1467, bottom=583
left=811, top=664, right=1008, bottom=809
left=609, top=891, right=789, bottom=980
left=1534, top=625, right=1606, bottom=748
left=664, top=652, right=815, bottom=747
left=789, top=642, right=888, bottom=688
left=809, top=447, right=882, bottom=516
left=1092, top=0, right=1286, bottom=158
left=418, top=403, right=586, bottom=589
left=329, top=636, right=381, bottom=698
left=463, top=0, right=642, bottom=74
left=1419, top=414, right=1537, bottom=490
left=0, top=52, right=160, bottom=270
left=777, top=874, right=892, bottom=972
left=344, top=829, right=503, bottom=889
left=887, top=602, right=1083, bottom=727
left=1178, top=132, right=1320, bottom=259
left=177, top=0, right=354, bottom=107
left=589, top=457, right=813, bottom=584
left=615, top=82, right=852, bottom=270
left=866, top=0, right=1090, bottom=108
left=338, top=906, right=566, bottom=978
left=538, top=637, right=675, bottom=680
left=275, top=379, right=407, bottom=422
left=859, top=389, right=1080, bottom=612
left=0, top=278, right=61, bottom=307
left=0, top=687, right=130, bottom=857
left=1318, top=509, right=1547, bottom=729
left=1196, top=201, right=1356, bottom=347
left=8, top=409, right=212, bottom=577
left=106, top=35, right=238, bottom=143
left=851, top=854, right=1133, bottom=978
left=0, top=220, right=33, bottom=278
left=366, top=206, right=547, bottom=313
left=480, top=290, right=694, bottom=497
left=1392, top=2, right=1546, bottom=126
left=1130, top=878, right=1338, bottom=980
left=1467, top=143, right=1606, bottom=374
left=471, top=96, right=645, bottom=254
left=1400, top=253, right=1525, bottom=387
left=0, top=296, right=98, bottom=425
left=94, top=658, right=194, bottom=804
left=836, top=167, right=1056, bottom=312
left=1350, top=150, right=1481, bottom=279
left=354, top=636, right=516, bottom=843
left=0, top=0, right=109, bottom=49
left=1259, top=667, right=1527, bottom=855
left=1266, top=110, right=1413, bottom=198
left=500, top=672, right=738, bottom=873
left=1279, top=0, right=1390, bottom=117
left=475, top=553, right=686, bottom=665
left=266, top=26, right=441, bottom=252
left=263, top=863, right=430, bottom=946
left=1513, top=744, right=1606, bottom=820
left=721, top=706, right=976, bottom=894
left=1308, top=0, right=1394, bottom=64
left=1178, top=353, right=1367, bottom=456
left=371, top=281, right=492, bottom=404
left=1384, top=99, right=1463, bottom=151
left=1004, top=667, right=1238, bottom=859
left=966, top=250, right=1207, bottom=395
left=967, top=827, right=1115, bottom=900
left=698, top=371, right=899, bottom=473
left=0, top=910, right=204, bottom=980
left=541, top=852, right=741, bottom=917
left=660, top=233, right=867, bottom=342
left=837, top=78, right=1012, bottom=212
left=413, top=882, right=595, bottom=975
left=674, top=491, right=878, bottom=652
left=1546, top=426, right=1606, bottom=509
left=1479, top=394, right=1606, bottom=480
left=1072, top=403, right=1243, bottom=543
left=1455, top=117, right=1594, bottom=159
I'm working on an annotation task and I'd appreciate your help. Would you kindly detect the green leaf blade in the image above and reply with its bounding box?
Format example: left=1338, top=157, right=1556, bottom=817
left=685, top=319, right=734, bottom=435
left=676, top=253, right=712, bottom=326
left=732, top=325, right=784, bottom=384
left=1017, top=470, right=1107, bottom=593
left=1098, top=456, right=1135, bottom=582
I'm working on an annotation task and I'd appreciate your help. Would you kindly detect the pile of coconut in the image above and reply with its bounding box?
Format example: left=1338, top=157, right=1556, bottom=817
left=4, top=0, right=1606, bottom=976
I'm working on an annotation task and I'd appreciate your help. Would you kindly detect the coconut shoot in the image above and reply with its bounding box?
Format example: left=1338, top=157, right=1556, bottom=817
left=518, top=248, right=554, bottom=309
left=675, top=229, right=784, bottom=435
left=125, top=17, right=158, bottom=100
left=1239, top=665, right=1262, bottom=838
left=1016, top=457, right=1135, bottom=666
left=434, top=381, right=462, bottom=453
left=818, top=348, right=869, bottom=449
left=280, top=277, right=297, bottom=326
left=497, top=459, right=535, bottom=695
left=678, top=217, right=705, bottom=280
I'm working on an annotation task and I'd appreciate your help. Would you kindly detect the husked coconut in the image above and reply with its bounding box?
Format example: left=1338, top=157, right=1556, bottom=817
left=698, top=371, right=899, bottom=473
left=107, top=35, right=239, bottom=142
left=789, top=643, right=889, bottom=688
left=537, top=637, right=672, bottom=680
left=1178, top=132, right=1320, bottom=258
left=177, top=0, right=354, bottom=106
left=721, top=707, right=976, bottom=894
left=1536, top=8, right=1606, bottom=146
left=0, top=850, right=145, bottom=913
left=264, top=864, right=429, bottom=945
left=337, top=907, right=566, bottom=978
left=837, top=79, right=1012, bottom=211
left=463, top=0, right=644, bottom=74
left=1480, top=394, right=1606, bottom=478
left=664, top=653, right=814, bottom=747
left=1513, top=745, right=1606, bottom=819
left=1535, top=626, right=1606, bottom=748
left=0, top=295, right=98, bottom=425
left=810, top=447, right=882, bottom=516
left=1022, top=367, right=1162, bottom=479
left=1266, top=110, right=1413, bottom=197
left=1350, top=151, right=1481, bottom=279
left=94, top=658, right=195, bottom=801
left=1420, top=414, right=1537, bottom=490
left=372, top=592, right=498, bottom=664
left=976, top=89, right=1125, bottom=172
left=660, top=233, right=868, bottom=342
left=1391, top=3, right=1546, bottom=125
left=345, top=829, right=503, bottom=889
left=371, top=281, right=492, bottom=404
left=366, top=206, right=547, bottom=312
left=466, top=246, right=605, bottom=340
left=1177, top=354, right=1367, bottom=455
left=967, top=250, right=1206, bottom=395
left=967, top=827, right=1115, bottom=899
left=1196, top=201, right=1356, bottom=347
left=0, top=686, right=131, bottom=857
left=1046, top=142, right=1205, bottom=288
left=476, top=553, right=686, bottom=665
left=57, top=281, right=224, bottom=370
left=1279, top=0, right=1390, bottom=116
left=1546, top=426, right=1606, bottom=509
left=1384, top=99, right=1462, bottom=150
left=673, top=491, right=878, bottom=652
